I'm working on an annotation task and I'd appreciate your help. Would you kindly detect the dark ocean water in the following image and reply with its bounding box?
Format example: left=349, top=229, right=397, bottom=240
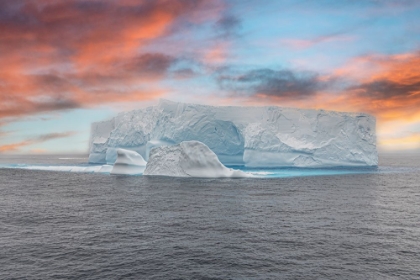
left=0, top=154, right=419, bottom=279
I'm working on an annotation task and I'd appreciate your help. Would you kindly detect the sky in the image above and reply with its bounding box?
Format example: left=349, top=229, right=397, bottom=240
left=1, top=0, right=420, bottom=154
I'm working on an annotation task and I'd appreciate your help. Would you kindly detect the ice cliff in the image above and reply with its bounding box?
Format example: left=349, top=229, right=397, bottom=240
left=89, top=99, right=377, bottom=167
left=143, top=141, right=248, bottom=178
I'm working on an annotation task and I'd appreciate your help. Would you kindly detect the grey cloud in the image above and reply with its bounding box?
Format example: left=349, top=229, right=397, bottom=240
left=125, top=53, right=177, bottom=77
left=31, top=131, right=77, bottom=142
left=214, top=14, right=241, bottom=38
left=349, top=79, right=420, bottom=100
left=217, top=68, right=327, bottom=99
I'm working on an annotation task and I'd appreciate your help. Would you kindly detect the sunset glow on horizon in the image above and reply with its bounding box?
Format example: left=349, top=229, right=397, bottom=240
left=1, top=0, right=420, bottom=154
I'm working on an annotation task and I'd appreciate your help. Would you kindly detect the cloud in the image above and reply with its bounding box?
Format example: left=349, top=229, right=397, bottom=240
left=171, top=68, right=199, bottom=79
left=379, top=132, right=420, bottom=151
left=29, top=148, right=47, bottom=154
left=0, top=0, right=224, bottom=119
left=124, top=53, right=177, bottom=78
left=214, top=14, right=241, bottom=38
left=280, top=19, right=375, bottom=50
left=217, top=68, right=329, bottom=99
left=336, top=51, right=420, bottom=120
left=0, top=130, right=11, bottom=137
left=202, top=42, right=231, bottom=64
left=0, top=97, right=81, bottom=118
left=32, top=132, right=77, bottom=142
left=349, top=79, right=420, bottom=100
left=281, top=35, right=355, bottom=50
left=198, top=13, right=242, bottom=65
left=0, top=131, right=77, bottom=152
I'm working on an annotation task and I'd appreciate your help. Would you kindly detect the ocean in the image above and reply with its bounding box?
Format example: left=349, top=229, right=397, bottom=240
left=0, top=154, right=419, bottom=279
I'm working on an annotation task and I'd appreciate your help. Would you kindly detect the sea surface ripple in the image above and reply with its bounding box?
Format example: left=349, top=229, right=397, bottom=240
left=0, top=154, right=419, bottom=279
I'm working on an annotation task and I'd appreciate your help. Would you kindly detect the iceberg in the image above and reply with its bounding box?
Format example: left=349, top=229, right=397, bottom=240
left=89, top=99, right=377, bottom=167
left=143, top=141, right=249, bottom=178
left=110, top=148, right=147, bottom=175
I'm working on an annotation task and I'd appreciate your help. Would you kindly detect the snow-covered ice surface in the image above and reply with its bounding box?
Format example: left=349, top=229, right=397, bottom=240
left=88, top=99, right=377, bottom=167
left=143, top=141, right=249, bottom=178
left=110, top=148, right=147, bottom=175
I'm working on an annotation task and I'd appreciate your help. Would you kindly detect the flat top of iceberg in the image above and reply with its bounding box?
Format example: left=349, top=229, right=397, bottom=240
left=154, top=99, right=374, bottom=118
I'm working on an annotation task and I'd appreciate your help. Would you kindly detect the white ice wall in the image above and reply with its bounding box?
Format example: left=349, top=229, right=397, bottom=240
left=88, top=99, right=377, bottom=167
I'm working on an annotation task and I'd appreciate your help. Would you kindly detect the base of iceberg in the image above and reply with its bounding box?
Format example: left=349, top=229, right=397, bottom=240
left=143, top=141, right=249, bottom=178
left=0, top=163, right=389, bottom=178
left=110, top=148, right=147, bottom=175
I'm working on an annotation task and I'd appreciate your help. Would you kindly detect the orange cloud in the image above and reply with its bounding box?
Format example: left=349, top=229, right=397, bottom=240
left=0, top=0, right=223, bottom=119
left=30, top=149, right=48, bottom=154
left=0, top=141, right=35, bottom=153
left=336, top=52, right=420, bottom=121
left=203, top=42, right=230, bottom=64
left=0, top=131, right=76, bottom=153
left=379, top=133, right=420, bottom=151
